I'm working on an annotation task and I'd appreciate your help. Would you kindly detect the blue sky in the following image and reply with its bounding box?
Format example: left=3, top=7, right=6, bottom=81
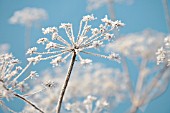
left=0, top=0, right=169, bottom=59
left=0, top=0, right=170, bottom=113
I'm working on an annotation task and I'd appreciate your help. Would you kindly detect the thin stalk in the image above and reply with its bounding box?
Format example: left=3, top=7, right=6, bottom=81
left=129, top=105, right=138, bottom=113
left=139, top=66, right=169, bottom=106
left=163, top=0, right=170, bottom=32
left=121, top=57, right=134, bottom=100
left=1, top=80, right=44, bottom=113
left=107, top=1, right=115, bottom=20
left=14, top=93, right=44, bottom=113
left=56, top=51, right=76, bottom=113
left=0, top=101, right=17, bottom=113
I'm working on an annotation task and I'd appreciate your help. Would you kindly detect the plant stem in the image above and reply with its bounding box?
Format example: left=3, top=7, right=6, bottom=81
left=56, top=51, right=76, bottom=113
left=1, top=80, right=44, bottom=113
left=139, top=66, right=169, bottom=106
left=107, top=0, right=115, bottom=20
left=14, top=93, right=44, bottom=113
left=129, top=105, right=138, bottom=113
left=163, top=0, right=170, bottom=32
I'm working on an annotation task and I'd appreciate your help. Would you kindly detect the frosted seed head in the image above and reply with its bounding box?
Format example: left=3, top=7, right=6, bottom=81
left=37, top=38, right=48, bottom=45
left=108, top=53, right=121, bottom=63
left=26, top=47, right=37, bottom=55
left=29, top=71, right=39, bottom=79
left=59, top=23, right=72, bottom=29
left=50, top=56, right=63, bottom=67
left=82, top=14, right=97, bottom=21
left=80, top=59, right=92, bottom=65
left=91, top=28, right=100, bottom=35
left=92, top=40, right=103, bottom=48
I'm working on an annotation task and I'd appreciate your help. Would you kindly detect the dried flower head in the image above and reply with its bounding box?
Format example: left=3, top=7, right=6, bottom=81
left=0, top=54, right=27, bottom=98
left=106, top=30, right=164, bottom=61
left=27, top=14, right=124, bottom=66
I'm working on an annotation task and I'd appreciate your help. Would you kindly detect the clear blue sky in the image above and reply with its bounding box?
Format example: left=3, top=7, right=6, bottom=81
left=0, top=0, right=170, bottom=113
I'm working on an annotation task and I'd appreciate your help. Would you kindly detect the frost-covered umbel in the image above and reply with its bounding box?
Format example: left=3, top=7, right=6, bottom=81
left=156, top=35, right=170, bottom=66
left=106, top=30, right=170, bottom=112
left=106, top=30, right=164, bottom=61
left=65, top=95, right=109, bottom=113
left=23, top=63, right=128, bottom=113
left=27, top=15, right=124, bottom=65
left=9, top=7, right=48, bottom=27
left=0, top=53, right=39, bottom=112
left=87, top=0, right=133, bottom=11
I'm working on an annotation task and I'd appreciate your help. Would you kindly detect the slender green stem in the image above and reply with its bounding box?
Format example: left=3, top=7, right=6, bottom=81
left=56, top=51, right=76, bottom=113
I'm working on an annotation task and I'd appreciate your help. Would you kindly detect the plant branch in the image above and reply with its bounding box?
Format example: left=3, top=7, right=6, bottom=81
left=163, top=0, right=170, bottom=32
left=139, top=66, right=169, bottom=106
left=14, top=93, right=44, bottom=113
left=121, top=56, right=134, bottom=100
left=107, top=0, right=115, bottom=20
left=56, top=51, right=76, bottom=113
left=129, top=105, right=138, bottom=113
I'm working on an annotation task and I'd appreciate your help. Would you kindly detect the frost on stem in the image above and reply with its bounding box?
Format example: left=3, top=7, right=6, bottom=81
left=23, top=63, right=128, bottom=113
left=27, top=14, right=124, bottom=66
left=0, top=53, right=43, bottom=112
left=156, top=35, right=170, bottom=66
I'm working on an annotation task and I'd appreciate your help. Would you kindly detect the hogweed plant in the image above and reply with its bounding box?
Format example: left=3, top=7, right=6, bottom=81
left=26, top=14, right=124, bottom=113
left=0, top=53, right=44, bottom=113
